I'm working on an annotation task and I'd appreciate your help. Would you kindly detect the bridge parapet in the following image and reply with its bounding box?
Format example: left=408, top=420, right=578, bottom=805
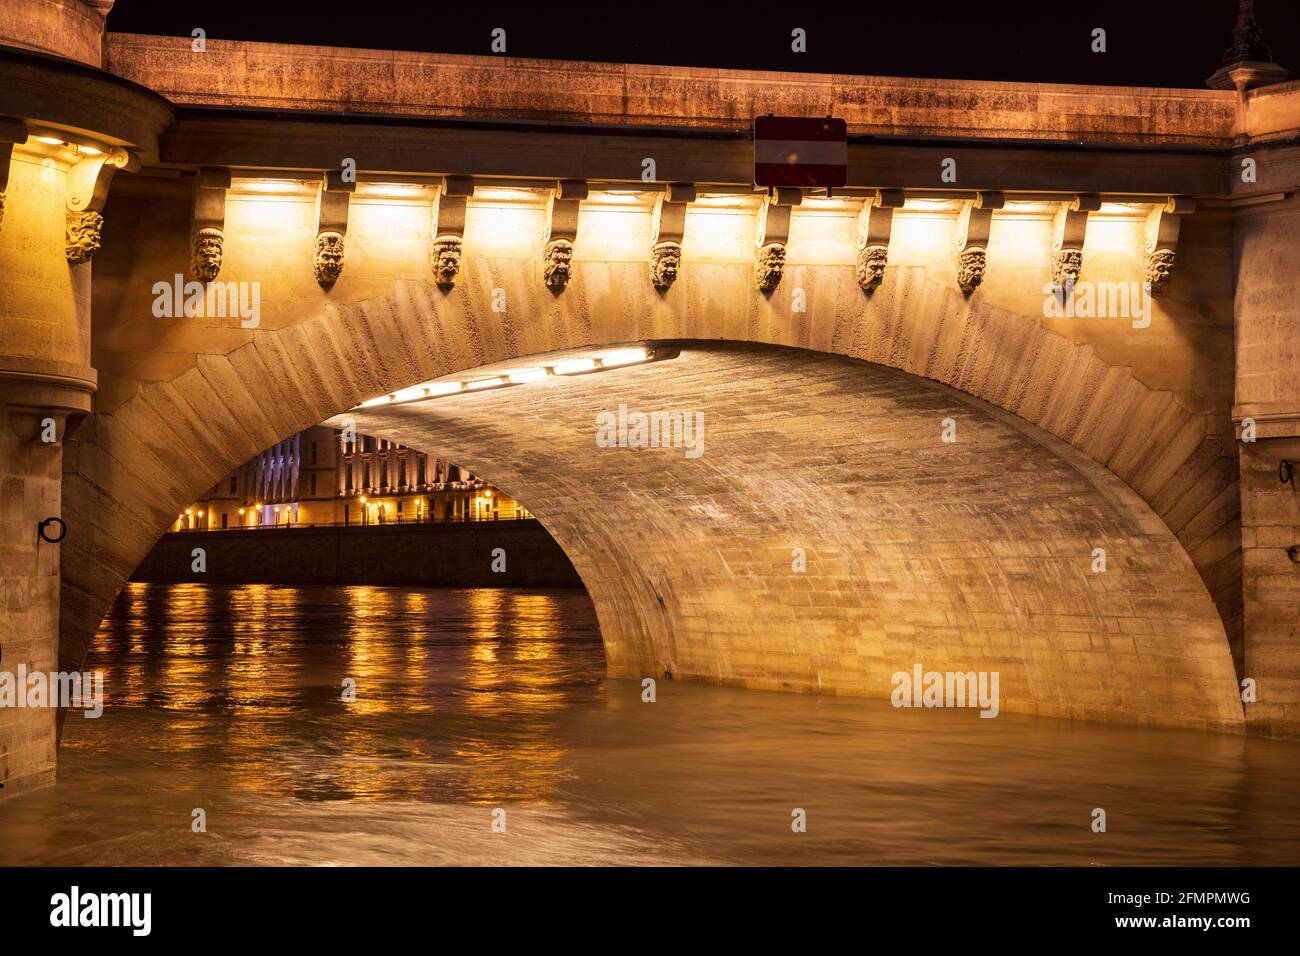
left=104, top=33, right=1243, bottom=147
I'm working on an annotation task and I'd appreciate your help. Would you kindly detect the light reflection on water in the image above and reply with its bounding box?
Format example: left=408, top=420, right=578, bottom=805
left=1, top=582, right=1299, bottom=866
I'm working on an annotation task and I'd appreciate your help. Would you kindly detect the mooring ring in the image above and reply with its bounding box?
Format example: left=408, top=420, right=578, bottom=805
left=37, top=516, right=67, bottom=544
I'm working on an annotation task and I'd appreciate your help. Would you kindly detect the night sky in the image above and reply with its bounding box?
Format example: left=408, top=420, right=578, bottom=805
left=106, top=0, right=1300, bottom=90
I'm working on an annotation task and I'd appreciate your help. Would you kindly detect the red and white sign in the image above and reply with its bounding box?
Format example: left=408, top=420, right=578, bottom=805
left=753, top=116, right=848, bottom=188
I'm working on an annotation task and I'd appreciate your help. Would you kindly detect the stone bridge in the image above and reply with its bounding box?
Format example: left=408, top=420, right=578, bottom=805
left=1, top=1, right=1298, bottom=798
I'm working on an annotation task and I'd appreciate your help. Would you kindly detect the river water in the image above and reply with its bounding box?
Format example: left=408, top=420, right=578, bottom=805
left=1, top=582, right=1297, bottom=866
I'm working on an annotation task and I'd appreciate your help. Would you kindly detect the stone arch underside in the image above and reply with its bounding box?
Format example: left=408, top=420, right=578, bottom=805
left=333, top=343, right=1241, bottom=731
left=62, top=263, right=1241, bottom=730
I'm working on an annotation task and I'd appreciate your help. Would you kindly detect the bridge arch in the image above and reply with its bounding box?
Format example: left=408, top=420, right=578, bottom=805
left=63, top=247, right=1242, bottom=729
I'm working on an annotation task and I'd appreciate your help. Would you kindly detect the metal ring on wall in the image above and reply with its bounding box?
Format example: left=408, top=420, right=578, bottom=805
left=37, top=516, right=67, bottom=544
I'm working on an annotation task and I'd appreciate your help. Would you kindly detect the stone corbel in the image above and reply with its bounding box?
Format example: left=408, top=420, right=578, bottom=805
left=6, top=408, right=70, bottom=445
left=430, top=175, right=474, bottom=288
left=314, top=170, right=354, bottom=285
left=955, top=191, right=1004, bottom=294
left=755, top=187, right=801, bottom=293
left=1050, top=193, right=1100, bottom=290
left=65, top=146, right=135, bottom=264
left=190, top=168, right=230, bottom=281
left=649, top=184, right=693, bottom=291
left=542, top=180, right=586, bottom=291
left=0, top=118, right=27, bottom=232
left=1144, top=197, right=1195, bottom=295
left=856, top=188, right=904, bottom=292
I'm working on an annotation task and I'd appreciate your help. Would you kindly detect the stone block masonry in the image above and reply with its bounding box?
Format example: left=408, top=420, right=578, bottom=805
left=345, top=344, right=1247, bottom=734
left=0, top=406, right=62, bottom=798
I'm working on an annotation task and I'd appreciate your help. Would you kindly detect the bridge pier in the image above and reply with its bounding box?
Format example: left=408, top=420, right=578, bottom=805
left=1233, top=191, right=1300, bottom=736
left=0, top=405, right=65, bottom=797
left=0, top=131, right=96, bottom=797
left=0, top=11, right=169, bottom=796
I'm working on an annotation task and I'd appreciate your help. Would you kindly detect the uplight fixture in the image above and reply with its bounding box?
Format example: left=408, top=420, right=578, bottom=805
left=365, top=183, right=426, bottom=197
left=598, top=348, right=648, bottom=368
left=238, top=179, right=307, bottom=193
left=553, top=358, right=597, bottom=375
left=349, top=345, right=662, bottom=411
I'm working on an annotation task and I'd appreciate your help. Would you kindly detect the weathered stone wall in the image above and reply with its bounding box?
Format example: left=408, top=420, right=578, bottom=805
left=104, top=33, right=1238, bottom=146
left=131, top=520, right=582, bottom=588
left=1233, top=194, right=1300, bottom=425
left=1, top=0, right=110, bottom=68
left=1238, top=440, right=1300, bottom=736
left=0, top=405, right=62, bottom=798
left=1232, top=191, right=1300, bottom=735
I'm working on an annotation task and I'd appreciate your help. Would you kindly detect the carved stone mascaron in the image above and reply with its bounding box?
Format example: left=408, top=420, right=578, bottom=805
left=192, top=227, right=224, bottom=282
left=314, top=231, right=345, bottom=283
left=543, top=238, right=573, bottom=290
left=431, top=235, right=463, bottom=288
left=755, top=242, right=785, bottom=293
left=66, top=210, right=104, bottom=264
left=957, top=248, right=986, bottom=294
left=650, top=240, right=681, bottom=290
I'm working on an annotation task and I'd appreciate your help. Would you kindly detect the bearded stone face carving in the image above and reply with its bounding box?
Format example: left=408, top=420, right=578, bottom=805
left=543, top=238, right=573, bottom=290
left=314, top=231, right=345, bottom=283
left=856, top=243, right=888, bottom=291
left=650, top=240, right=681, bottom=290
left=755, top=242, right=785, bottom=293
left=431, top=235, right=463, bottom=288
left=957, top=248, right=986, bottom=294
left=1051, top=249, right=1083, bottom=290
left=1144, top=249, right=1176, bottom=294
left=66, top=210, right=104, bottom=264
left=191, top=227, right=224, bottom=281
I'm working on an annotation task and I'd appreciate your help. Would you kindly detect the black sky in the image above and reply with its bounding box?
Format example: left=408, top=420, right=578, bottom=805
left=105, top=0, right=1299, bottom=90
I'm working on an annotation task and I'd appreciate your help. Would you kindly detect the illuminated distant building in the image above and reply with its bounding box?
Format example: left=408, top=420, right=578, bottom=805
left=171, top=426, right=529, bottom=531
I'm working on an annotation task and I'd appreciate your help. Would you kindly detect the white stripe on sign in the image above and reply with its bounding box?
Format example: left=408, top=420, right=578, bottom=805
left=754, top=140, right=848, bottom=165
